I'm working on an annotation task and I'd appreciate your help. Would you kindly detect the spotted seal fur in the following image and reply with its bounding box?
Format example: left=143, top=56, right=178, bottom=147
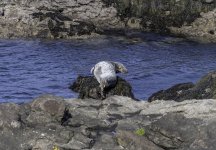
left=91, top=61, right=127, bottom=99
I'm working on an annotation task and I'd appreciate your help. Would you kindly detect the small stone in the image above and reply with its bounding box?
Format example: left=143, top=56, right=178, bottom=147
left=11, top=121, right=21, bottom=128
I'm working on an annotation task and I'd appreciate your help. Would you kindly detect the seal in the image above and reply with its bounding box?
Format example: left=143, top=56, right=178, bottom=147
left=91, top=61, right=128, bottom=99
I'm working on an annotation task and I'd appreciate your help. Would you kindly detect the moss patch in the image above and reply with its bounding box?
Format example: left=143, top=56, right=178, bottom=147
left=134, top=128, right=145, bottom=136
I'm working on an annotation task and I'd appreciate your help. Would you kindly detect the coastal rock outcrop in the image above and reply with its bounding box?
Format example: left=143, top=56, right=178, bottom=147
left=1, top=0, right=216, bottom=42
left=69, top=76, right=135, bottom=99
left=169, top=9, right=216, bottom=43
left=149, top=71, right=216, bottom=102
left=0, top=0, right=122, bottom=39
left=112, top=0, right=216, bottom=42
left=1, top=94, right=216, bottom=149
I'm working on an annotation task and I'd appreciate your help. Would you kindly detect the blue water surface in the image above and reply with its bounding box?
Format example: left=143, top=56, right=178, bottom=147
left=0, top=33, right=216, bottom=103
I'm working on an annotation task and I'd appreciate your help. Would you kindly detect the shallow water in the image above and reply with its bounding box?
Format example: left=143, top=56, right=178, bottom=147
left=0, top=33, right=216, bottom=103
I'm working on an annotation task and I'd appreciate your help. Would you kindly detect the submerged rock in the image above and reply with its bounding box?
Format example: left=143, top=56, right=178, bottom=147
left=149, top=71, right=216, bottom=102
left=69, top=75, right=135, bottom=100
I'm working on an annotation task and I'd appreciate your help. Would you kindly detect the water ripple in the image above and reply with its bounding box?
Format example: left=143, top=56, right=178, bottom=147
left=0, top=35, right=216, bottom=102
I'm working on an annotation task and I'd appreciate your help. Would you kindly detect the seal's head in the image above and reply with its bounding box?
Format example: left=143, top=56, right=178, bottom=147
left=112, top=62, right=128, bottom=74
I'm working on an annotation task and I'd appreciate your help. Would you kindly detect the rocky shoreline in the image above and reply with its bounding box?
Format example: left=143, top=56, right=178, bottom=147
left=0, top=0, right=216, bottom=42
left=1, top=94, right=216, bottom=150
left=0, top=72, right=215, bottom=149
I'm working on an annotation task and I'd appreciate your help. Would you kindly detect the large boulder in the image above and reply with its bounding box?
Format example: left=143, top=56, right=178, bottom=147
left=149, top=71, right=216, bottom=102
left=19, top=94, right=66, bottom=126
left=69, top=75, right=135, bottom=100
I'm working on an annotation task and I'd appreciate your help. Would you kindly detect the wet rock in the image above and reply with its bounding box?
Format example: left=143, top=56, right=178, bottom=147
left=148, top=82, right=195, bottom=102
left=186, top=71, right=216, bottom=99
left=149, top=71, right=216, bottom=102
left=69, top=75, right=135, bottom=100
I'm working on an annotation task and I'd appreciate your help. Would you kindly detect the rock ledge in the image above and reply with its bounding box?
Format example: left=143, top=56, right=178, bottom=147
left=1, top=94, right=216, bottom=150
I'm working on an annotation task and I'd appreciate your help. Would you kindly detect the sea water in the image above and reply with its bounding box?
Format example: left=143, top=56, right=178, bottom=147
left=0, top=33, right=216, bottom=103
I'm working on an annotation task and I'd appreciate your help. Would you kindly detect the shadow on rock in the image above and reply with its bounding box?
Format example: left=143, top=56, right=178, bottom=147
left=149, top=71, right=216, bottom=102
left=69, top=76, right=135, bottom=100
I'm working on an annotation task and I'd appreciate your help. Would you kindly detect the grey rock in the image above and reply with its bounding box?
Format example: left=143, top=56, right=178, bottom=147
left=0, top=103, right=20, bottom=129
left=60, top=133, right=93, bottom=149
left=1, top=94, right=216, bottom=149
left=92, top=133, right=121, bottom=149
left=20, top=94, right=66, bottom=126
left=116, top=130, right=163, bottom=150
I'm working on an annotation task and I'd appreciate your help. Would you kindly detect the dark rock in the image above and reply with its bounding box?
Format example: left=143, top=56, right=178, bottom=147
left=69, top=21, right=96, bottom=36
left=69, top=75, right=135, bottom=100
left=188, top=71, right=216, bottom=99
left=149, top=71, right=216, bottom=102
left=33, top=11, right=96, bottom=38
left=148, top=82, right=195, bottom=102
left=113, top=0, right=216, bottom=31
